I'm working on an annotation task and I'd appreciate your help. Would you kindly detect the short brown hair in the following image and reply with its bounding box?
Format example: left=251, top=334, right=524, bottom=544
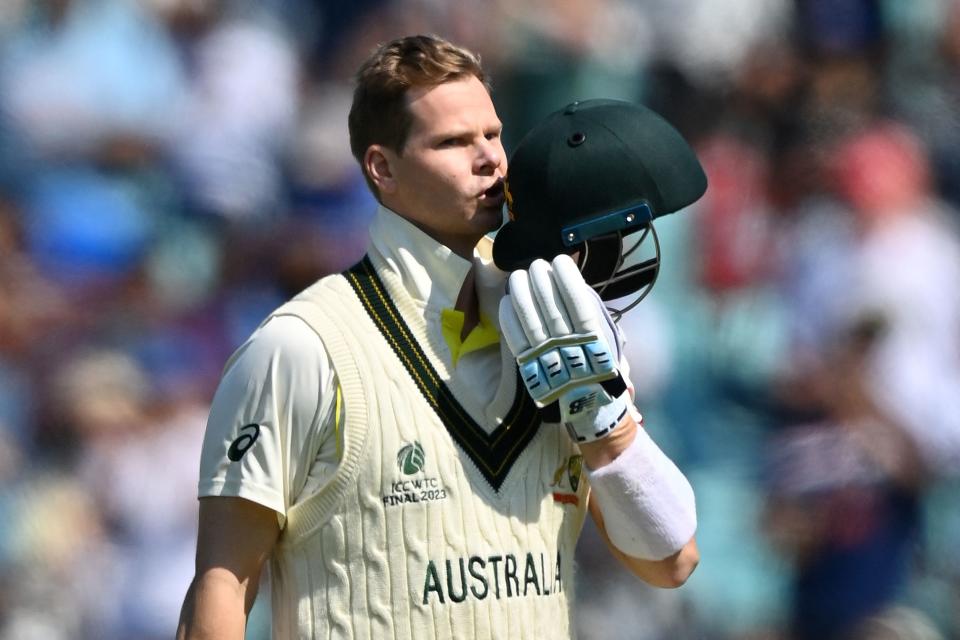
left=348, top=34, right=489, bottom=196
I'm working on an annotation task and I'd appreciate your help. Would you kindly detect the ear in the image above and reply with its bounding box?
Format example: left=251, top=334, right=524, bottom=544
left=364, top=145, right=397, bottom=195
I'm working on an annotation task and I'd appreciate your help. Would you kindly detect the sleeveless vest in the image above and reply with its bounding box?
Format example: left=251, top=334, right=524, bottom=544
left=267, top=254, right=589, bottom=639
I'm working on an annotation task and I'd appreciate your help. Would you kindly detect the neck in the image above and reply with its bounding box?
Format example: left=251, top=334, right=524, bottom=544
left=426, top=227, right=478, bottom=260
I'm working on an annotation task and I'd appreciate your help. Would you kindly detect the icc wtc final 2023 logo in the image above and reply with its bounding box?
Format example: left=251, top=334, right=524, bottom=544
left=383, top=442, right=447, bottom=507
left=397, top=441, right=426, bottom=475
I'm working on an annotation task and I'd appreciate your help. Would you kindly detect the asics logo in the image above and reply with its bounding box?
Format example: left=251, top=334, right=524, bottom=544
left=228, top=424, right=261, bottom=461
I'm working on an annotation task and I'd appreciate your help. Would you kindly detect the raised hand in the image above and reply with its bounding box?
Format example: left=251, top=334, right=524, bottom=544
left=499, top=254, right=629, bottom=442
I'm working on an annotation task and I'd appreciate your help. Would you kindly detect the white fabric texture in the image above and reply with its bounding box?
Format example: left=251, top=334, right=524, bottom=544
left=198, top=206, right=509, bottom=521
left=198, top=314, right=339, bottom=526
left=587, top=426, right=697, bottom=560
left=266, top=240, right=588, bottom=640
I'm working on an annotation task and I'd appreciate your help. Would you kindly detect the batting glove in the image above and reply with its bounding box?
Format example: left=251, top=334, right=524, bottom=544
left=499, top=254, right=630, bottom=443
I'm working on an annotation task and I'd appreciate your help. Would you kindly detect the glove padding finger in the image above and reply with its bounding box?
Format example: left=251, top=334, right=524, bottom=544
left=498, top=293, right=531, bottom=357
left=552, top=253, right=604, bottom=336
left=501, top=255, right=620, bottom=407
left=527, top=259, right=573, bottom=337
left=507, top=268, right=549, bottom=346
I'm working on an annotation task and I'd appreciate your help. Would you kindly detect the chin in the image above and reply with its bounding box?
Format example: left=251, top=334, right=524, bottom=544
left=474, top=205, right=504, bottom=232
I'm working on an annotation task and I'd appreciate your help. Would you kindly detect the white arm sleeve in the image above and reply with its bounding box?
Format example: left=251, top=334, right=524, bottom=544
left=198, top=315, right=339, bottom=526
left=587, top=427, right=697, bottom=560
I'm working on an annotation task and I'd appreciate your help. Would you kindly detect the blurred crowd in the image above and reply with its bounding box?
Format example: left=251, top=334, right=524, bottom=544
left=2, top=0, right=960, bottom=639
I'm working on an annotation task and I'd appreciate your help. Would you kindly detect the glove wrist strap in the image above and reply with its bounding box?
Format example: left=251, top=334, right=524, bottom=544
left=560, top=385, right=629, bottom=443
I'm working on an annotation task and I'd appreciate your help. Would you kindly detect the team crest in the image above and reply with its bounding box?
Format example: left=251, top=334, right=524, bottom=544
left=567, top=456, right=582, bottom=492
left=550, top=455, right=583, bottom=506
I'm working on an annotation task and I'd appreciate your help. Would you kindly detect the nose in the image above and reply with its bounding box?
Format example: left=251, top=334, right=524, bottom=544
left=475, top=138, right=505, bottom=175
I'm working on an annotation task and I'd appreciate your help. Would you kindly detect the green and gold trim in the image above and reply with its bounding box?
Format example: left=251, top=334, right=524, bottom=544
left=345, top=257, right=541, bottom=492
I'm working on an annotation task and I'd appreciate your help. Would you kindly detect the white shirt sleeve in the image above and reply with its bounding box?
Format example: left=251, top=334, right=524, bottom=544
left=198, top=315, right=339, bottom=526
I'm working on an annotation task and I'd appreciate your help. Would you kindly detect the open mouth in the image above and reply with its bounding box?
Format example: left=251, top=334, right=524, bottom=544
left=480, top=181, right=505, bottom=206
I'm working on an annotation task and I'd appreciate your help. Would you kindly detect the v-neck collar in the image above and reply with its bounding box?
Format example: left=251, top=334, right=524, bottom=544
left=344, top=256, right=541, bottom=492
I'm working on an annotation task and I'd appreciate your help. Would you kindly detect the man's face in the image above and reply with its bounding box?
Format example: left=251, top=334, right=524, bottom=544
left=378, top=76, right=507, bottom=257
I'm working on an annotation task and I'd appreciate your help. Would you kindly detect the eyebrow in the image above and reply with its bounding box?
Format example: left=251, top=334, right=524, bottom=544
left=429, top=122, right=502, bottom=142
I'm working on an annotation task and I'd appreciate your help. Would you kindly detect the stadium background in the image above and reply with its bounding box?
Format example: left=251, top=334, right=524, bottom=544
left=2, top=1, right=960, bottom=638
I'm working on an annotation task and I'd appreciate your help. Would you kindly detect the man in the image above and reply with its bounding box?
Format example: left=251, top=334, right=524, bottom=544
left=177, top=34, right=699, bottom=639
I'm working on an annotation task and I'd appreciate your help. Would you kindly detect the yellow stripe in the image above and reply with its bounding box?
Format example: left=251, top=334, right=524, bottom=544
left=494, top=390, right=535, bottom=470
left=347, top=272, right=438, bottom=407
left=364, top=259, right=537, bottom=456
left=350, top=261, right=540, bottom=478
left=359, top=263, right=482, bottom=433
left=360, top=264, right=441, bottom=387
left=350, top=267, right=502, bottom=473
